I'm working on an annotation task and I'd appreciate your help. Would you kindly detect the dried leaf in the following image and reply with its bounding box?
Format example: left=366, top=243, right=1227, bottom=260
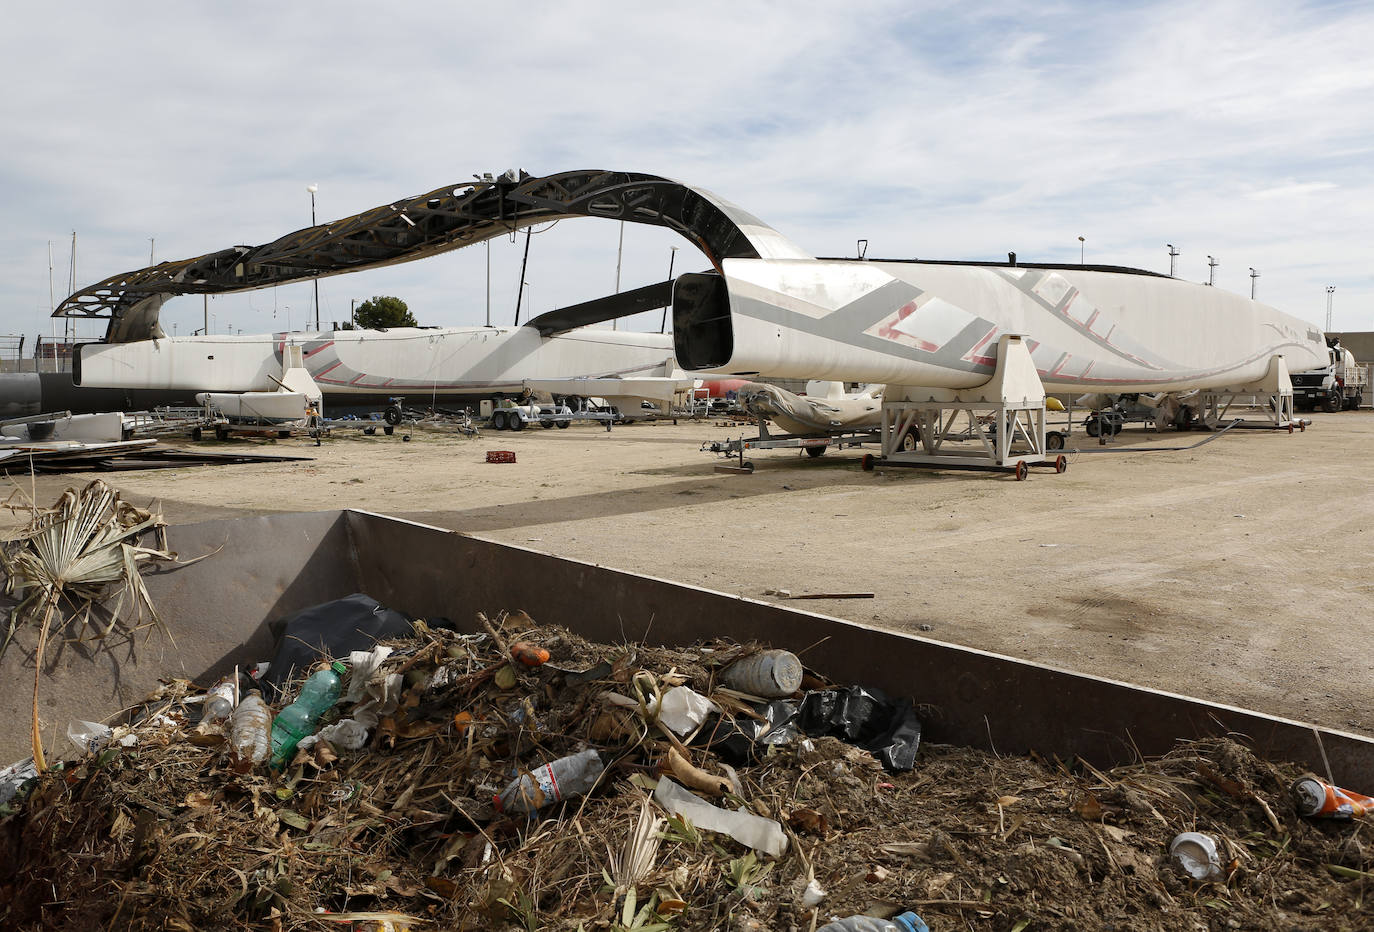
left=786, top=808, right=830, bottom=837
left=278, top=810, right=310, bottom=830
left=1074, top=792, right=1103, bottom=821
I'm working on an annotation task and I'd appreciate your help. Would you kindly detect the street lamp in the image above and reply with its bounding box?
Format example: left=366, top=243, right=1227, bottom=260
left=660, top=245, right=679, bottom=333
left=1207, top=255, right=1218, bottom=286
left=1077, top=235, right=1084, bottom=264
left=1325, top=285, right=1336, bottom=332
left=1166, top=244, right=1179, bottom=277
left=307, top=183, right=320, bottom=331
left=1249, top=268, right=1259, bottom=299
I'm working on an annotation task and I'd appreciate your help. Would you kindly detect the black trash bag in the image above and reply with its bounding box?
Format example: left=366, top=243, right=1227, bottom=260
left=261, top=593, right=451, bottom=701
left=797, top=685, right=922, bottom=772
left=691, top=700, right=800, bottom=766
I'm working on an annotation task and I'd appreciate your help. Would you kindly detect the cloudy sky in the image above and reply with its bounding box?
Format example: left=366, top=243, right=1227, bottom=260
left=2, top=0, right=1370, bottom=346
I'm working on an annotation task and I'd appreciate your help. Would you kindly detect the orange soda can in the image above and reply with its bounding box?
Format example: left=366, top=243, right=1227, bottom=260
left=1292, top=776, right=1374, bottom=819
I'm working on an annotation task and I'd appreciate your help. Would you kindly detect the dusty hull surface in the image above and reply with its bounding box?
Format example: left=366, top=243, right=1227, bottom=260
left=5, top=509, right=1370, bottom=784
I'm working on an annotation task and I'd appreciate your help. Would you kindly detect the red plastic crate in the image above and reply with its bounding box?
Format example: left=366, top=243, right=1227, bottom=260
left=486, top=450, right=516, bottom=464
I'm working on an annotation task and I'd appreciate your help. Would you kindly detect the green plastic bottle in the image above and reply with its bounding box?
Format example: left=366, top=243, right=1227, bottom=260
left=269, top=661, right=347, bottom=768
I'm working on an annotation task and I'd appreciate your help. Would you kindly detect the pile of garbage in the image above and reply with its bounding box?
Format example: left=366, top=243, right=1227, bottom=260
left=2, top=598, right=1371, bottom=931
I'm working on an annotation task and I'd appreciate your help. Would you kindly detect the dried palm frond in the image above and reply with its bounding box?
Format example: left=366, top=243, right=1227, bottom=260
left=0, top=479, right=185, bottom=772
left=607, top=796, right=665, bottom=895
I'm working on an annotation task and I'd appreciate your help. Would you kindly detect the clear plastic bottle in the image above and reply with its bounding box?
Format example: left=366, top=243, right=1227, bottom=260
left=817, top=912, right=928, bottom=932
left=270, top=661, right=347, bottom=769
left=202, top=676, right=238, bottom=724
left=229, top=690, right=272, bottom=764
left=495, top=749, right=604, bottom=813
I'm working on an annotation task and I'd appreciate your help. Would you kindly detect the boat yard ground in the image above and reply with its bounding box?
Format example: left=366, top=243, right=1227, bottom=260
left=4, top=409, right=1370, bottom=738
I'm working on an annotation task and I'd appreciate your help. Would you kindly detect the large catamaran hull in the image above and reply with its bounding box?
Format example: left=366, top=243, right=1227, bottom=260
left=672, top=260, right=1328, bottom=394
left=73, top=325, right=681, bottom=408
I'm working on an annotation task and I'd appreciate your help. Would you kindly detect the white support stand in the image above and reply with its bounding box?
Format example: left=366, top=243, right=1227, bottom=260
left=1195, top=354, right=1302, bottom=432
left=874, top=334, right=1062, bottom=479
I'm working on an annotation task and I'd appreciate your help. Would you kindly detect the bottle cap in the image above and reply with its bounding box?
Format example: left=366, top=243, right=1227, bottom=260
left=331, top=660, right=347, bottom=676
left=893, top=912, right=929, bottom=932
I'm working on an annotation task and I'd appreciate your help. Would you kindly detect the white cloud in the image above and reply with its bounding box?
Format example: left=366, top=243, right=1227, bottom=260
left=1, top=0, right=1372, bottom=342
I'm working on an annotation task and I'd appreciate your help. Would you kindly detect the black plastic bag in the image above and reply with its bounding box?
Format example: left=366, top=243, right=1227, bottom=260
left=798, top=685, right=922, bottom=772
left=261, top=593, right=451, bottom=700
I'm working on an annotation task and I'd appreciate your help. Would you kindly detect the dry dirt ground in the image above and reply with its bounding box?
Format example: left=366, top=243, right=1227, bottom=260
left=4, top=408, right=1371, bottom=737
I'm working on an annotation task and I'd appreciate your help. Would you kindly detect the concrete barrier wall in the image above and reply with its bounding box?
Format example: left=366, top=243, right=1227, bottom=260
left=6, top=509, right=1372, bottom=785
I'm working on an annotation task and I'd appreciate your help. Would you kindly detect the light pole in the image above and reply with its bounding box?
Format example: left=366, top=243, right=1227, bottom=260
left=1078, top=236, right=1084, bottom=264
left=1249, top=268, right=1259, bottom=299
left=1326, top=285, right=1336, bottom=332
left=660, top=245, right=679, bottom=333
left=1166, top=244, right=1179, bottom=277
left=307, top=183, right=319, bottom=331
left=1207, top=255, right=1217, bottom=286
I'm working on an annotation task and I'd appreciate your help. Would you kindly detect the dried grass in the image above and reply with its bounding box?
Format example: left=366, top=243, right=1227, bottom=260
left=2, top=618, right=1372, bottom=931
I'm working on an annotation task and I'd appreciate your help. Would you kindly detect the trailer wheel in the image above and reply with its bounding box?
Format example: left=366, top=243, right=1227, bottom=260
left=1085, top=416, right=1101, bottom=438
left=861, top=453, right=876, bottom=471
left=191, top=426, right=203, bottom=441
left=278, top=430, right=291, bottom=439
left=510, top=413, right=525, bottom=431
left=1054, top=454, right=1068, bottom=474
left=1046, top=430, right=1065, bottom=451
left=384, top=406, right=403, bottom=425
left=1014, top=460, right=1029, bottom=481
left=805, top=444, right=827, bottom=458
left=383, top=425, right=394, bottom=436
left=492, top=411, right=508, bottom=431
left=555, top=418, right=571, bottom=429
left=540, top=418, right=554, bottom=429
left=900, top=431, right=919, bottom=452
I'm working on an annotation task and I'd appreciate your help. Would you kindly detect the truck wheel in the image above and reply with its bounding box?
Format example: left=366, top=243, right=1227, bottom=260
left=1046, top=430, right=1065, bottom=451
left=1322, top=393, right=1341, bottom=413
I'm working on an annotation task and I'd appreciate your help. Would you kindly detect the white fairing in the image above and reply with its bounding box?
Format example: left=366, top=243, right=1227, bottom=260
left=196, top=391, right=310, bottom=421
left=77, top=326, right=678, bottom=397
left=692, top=259, right=1327, bottom=393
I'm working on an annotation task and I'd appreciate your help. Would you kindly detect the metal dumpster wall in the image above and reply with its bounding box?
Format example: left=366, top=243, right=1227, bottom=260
left=344, top=510, right=1374, bottom=784
left=7, top=508, right=1372, bottom=787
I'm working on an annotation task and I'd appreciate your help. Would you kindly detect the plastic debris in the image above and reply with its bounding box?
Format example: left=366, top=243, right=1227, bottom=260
left=66, top=720, right=113, bottom=755
left=495, top=748, right=604, bottom=814
left=722, top=648, right=803, bottom=697
left=270, top=661, right=347, bottom=768
left=797, top=685, right=922, bottom=772
left=817, top=911, right=928, bottom=932
left=654, top=776, right=788, bottom=856
left=656, top=685, right=718, bottom=736
left=228, top=689, right=271, bottom=764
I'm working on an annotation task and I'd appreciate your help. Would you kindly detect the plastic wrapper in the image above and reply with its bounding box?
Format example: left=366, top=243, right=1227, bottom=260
left=653, top=776, right=787, bottom=856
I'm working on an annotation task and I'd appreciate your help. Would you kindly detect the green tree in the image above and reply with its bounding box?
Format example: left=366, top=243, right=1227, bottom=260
left=353, top=296, right=417, bottom=329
